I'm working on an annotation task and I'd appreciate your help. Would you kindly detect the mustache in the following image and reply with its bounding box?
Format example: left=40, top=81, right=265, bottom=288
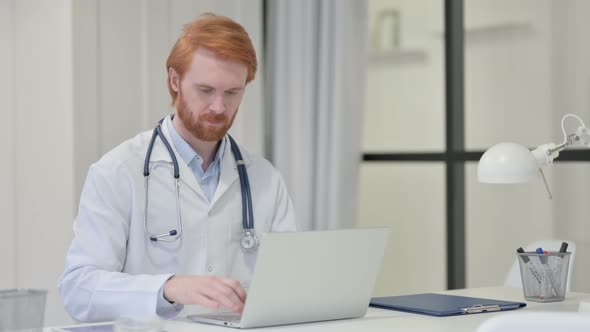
left=199, top=113, right=227, bottom=123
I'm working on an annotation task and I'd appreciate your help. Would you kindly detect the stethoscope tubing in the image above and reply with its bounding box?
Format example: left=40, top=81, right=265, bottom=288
left=143, top=116, right=255, bottom=248
left=228, top=134, right=253, bottom=230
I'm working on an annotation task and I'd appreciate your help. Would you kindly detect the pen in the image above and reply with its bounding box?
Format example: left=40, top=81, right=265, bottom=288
left=553, top=242, right=569, bottom=282
left=535, top=247, right=561, bottom=297
left=517, top=247, right=545, bottom=299
left=535, top=247, right=546, bottom=263
left=559, top=242, right=568, bottom=253
left=516, top=247, right=542, bottom=285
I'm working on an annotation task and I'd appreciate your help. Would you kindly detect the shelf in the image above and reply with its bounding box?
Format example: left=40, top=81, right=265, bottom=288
left=434, top=21, right=533, bottom=39
left=368, top=49, right=427, bottom=65
left=465, top=22, right=532, bottom=35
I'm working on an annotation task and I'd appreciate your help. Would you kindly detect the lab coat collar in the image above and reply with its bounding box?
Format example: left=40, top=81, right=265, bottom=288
left=148, top=114, right=251, bottom=205
left=147, top=115, right=182, bottom=163
left=210, top=134, right=250, bottom=206
left=147, top=116, right=203, bottom=198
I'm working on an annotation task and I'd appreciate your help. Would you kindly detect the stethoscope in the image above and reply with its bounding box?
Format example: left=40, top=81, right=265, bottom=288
left=143, top=116, right=259, bottom=253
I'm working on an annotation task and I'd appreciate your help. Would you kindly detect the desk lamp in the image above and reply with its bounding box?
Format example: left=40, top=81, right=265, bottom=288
left=478, top=114, right=590, bottom=198
left=477, top=113, right=590, bottom=313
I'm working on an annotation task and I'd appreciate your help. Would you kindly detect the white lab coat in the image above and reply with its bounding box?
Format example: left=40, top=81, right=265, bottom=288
left=58, top=116, right=297, bottom=322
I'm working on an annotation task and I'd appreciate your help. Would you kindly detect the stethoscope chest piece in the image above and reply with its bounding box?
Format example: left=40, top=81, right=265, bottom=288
left=241, top=229, right=259, bottom=253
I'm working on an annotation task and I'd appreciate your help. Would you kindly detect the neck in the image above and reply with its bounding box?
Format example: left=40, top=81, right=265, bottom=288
left=172, top=115, right=220, bottom=171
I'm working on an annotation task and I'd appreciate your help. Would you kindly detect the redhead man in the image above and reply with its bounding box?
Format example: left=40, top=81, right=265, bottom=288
left=59, top=13, right=297, bottom=322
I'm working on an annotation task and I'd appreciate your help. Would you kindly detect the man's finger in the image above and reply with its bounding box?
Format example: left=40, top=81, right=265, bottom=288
left=194, top=293, right=220, bottom=309
left=206, top=284, right=244, bottom=312
left=219, top=278, right=247, bottom=302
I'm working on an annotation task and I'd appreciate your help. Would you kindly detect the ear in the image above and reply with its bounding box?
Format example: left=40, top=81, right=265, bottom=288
left=169, top=67, right=180, bottom=92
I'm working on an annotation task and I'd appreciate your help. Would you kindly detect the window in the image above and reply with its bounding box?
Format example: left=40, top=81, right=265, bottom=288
left=360, top=0, right=590, bottom=293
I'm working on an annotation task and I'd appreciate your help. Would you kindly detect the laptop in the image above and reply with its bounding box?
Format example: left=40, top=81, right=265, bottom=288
left=187, top=227, right=389, bottom=329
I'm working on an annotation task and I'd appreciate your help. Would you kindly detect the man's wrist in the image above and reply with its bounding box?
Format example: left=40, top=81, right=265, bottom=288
left=156, top=275, right=184, bottom=318
left=162, top=275, right=176, bottom=304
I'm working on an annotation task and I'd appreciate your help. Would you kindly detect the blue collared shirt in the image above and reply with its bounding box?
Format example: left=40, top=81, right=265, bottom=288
left=156, top=118, right=226, bottom=316
left=166, top=116, right=226, bottom=202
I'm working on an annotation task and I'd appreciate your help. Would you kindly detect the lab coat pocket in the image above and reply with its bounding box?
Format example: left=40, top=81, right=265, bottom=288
left=142, top=209, right=184, bottom=270
left=141, top=164, right=184, bottom=269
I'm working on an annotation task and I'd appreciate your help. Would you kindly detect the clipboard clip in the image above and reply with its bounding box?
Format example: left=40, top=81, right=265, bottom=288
left=461, top=304, right=501, bottom=314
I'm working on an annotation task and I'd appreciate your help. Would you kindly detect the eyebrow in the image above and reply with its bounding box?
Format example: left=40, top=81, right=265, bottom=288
left=194, top=83, right=244, bottom=92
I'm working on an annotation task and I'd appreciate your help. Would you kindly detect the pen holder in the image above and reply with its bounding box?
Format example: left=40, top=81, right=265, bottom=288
left=517, top=252, right=571, bottom=302
left=0, top=289, right=47, bottom=331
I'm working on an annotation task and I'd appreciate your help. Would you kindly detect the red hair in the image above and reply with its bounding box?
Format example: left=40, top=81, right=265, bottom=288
left=166, top=13, right=258, bottom=105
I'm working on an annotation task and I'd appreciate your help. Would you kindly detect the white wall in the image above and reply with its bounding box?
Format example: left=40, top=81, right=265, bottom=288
left=1, top=0, right=264, bottom=325
left=0, top=0, right=76, bottom=326
left=0, top=0, right=17, bottom=289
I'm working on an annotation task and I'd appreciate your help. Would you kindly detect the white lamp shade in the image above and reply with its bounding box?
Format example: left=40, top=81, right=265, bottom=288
left=478, top=142, right=540, bottom=183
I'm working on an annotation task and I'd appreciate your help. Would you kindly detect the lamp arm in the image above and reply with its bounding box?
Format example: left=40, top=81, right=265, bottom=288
left=529, top=116, right=590, bottom=200
left=565, top=126, right=590, bottom=147
left=552, top=113, right=590, bottom=152
left=560, top=113, right=587, bottom=145
left=532, top=119, right=590, bottom=167
left=532, top=143, right=561, bottom=166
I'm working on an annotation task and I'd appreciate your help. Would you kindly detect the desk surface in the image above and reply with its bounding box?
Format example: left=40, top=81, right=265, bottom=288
left=51, top=287, right=590, bottom=332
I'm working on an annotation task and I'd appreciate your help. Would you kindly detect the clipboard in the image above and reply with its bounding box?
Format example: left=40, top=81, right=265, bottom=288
left=369, top=293, right=526, bottom=317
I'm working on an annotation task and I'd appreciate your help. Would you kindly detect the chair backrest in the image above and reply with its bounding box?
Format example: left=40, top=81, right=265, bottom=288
left=504, top=240, right=576, bottom=291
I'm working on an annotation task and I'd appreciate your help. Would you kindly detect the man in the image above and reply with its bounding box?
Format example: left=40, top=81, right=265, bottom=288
left=59, top=13, right=297, bottom=322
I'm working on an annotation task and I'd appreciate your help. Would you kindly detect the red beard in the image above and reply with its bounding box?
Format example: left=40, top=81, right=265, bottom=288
left=176, top=89, right=237, bottom=142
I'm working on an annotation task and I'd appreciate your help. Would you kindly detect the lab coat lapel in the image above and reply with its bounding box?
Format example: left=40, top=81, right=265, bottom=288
left=149, top=116, right=207, bottom=199
left=210, top=137, right=246, bottom=207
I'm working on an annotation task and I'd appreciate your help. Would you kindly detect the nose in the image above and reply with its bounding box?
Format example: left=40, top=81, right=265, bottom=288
left=209, top=94, right=226, bottom=114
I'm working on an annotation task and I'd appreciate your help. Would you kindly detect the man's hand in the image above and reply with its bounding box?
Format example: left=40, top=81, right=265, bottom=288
left=163, top=275, right=247, bottom=312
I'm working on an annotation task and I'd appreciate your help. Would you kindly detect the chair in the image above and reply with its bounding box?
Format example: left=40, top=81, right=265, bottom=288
left=477, top=312, right=590, bottom=332
left=504, top=240, right=576, bottom=291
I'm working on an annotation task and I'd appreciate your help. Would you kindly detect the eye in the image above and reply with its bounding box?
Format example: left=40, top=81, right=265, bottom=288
left=225, top=90, right=237, bottom=96
left=199, top=87, right=213, bottom=94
